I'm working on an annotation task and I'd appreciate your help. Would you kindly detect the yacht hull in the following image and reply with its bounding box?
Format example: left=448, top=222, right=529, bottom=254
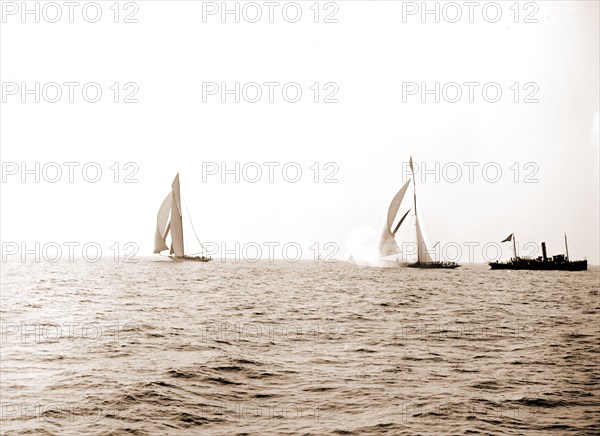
left=169, top=255, right=212, bottom=263
left=407, top=261, right=460, bottom=269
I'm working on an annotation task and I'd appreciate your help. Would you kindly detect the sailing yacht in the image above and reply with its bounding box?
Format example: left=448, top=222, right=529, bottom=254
left=154, top=173, right=212, bottom=262
left=377, top=157, right=459, bottom=269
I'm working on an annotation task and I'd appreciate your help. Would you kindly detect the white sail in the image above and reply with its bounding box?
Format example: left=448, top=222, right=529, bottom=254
left=169, top=173, right=185, bottom=257
left=153, top=192, right=172, bottom=253
left=378, top=180, right=411, bottom=257
left=415, top=216, right=434, bottom=263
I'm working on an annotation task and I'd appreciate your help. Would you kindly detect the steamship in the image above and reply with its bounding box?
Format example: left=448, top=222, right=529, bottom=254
left=489, top=233, right=587, bottom=271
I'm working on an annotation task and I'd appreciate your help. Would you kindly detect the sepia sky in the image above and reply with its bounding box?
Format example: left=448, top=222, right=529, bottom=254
left=1, top=1, right=598, bottom=263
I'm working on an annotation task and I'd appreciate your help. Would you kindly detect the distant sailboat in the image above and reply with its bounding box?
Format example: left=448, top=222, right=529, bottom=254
left=377, top=157, right=459, bottom=268
left=154, top=173, right=212, bottom=262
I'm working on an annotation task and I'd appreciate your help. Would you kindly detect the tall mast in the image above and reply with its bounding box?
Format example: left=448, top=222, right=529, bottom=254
left=513, top=233, right=518, bottom=259
left=564, top=233, right=569, bottom=261
left=409, top=156, right=419, bottom=263
left=410, top=157, right=417, bottom=216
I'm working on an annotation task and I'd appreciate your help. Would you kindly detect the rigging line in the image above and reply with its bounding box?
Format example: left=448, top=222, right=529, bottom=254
left=565, top=234, right=584, bottom=259
left=182, top=196, right=206, bottom=254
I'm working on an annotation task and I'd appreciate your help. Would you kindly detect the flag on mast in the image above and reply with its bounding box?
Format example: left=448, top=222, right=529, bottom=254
left=501, top=233, right=513, bottom=243
left=409, top=156, right=414, bottom=173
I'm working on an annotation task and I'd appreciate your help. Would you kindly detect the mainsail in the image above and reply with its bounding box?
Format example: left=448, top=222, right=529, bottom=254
left=410, top=157, right=434, bottom=264
left=378, top=180, right=411, bottom=257
left=169, top=174, right=185, bottom=257
left=415, top=216, right=434, bottom=263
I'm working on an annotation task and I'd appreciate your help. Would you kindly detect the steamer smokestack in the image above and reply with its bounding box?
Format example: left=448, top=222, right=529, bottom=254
left=541, top=242, right=548, bottom=262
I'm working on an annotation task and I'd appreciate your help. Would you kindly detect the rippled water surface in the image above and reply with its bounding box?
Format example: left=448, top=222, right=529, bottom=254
left=1, top=259, right=599, bottom=435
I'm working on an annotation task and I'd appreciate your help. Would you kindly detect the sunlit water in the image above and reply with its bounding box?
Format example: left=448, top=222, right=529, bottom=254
left=1, top=259, right=599, bottom=435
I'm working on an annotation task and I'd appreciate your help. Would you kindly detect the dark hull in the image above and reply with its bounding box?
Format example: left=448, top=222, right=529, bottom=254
left=489, top=259, right=587, bottom=271
left=407, top=261, right=460, bottom=269
left=170, top=255, right=212, bottom=263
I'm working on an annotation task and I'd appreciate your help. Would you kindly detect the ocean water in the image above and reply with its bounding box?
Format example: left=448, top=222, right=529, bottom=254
left=1, top=259, right=599, bottom=435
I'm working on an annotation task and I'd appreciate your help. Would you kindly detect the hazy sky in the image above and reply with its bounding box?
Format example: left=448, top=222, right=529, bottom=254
left=1, top=1, right=598, bottom=264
